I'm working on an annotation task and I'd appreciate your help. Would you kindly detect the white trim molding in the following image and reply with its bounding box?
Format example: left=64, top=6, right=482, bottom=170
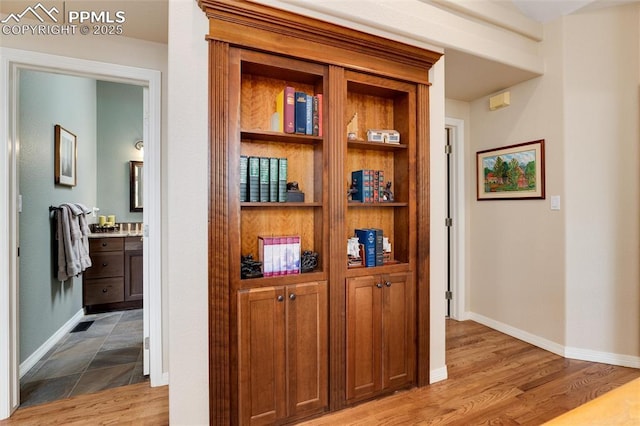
left=565, top=347, right=640, bottom=369
left=19, top=309, right=84, bottom=378
left=430, top=366, right=448, bottom=384
left=469, top=312, right=566, bottom=357
left=469, top=312, right=640, bottom=368
left=445, top=117, right=467, bottom=322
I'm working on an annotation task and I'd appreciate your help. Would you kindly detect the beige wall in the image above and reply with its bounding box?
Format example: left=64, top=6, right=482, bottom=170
left=564, top=4, right=640, bottom=357
left=468, top=17, right=566, bottom=345
left=466, top=3, right=640, bottom=362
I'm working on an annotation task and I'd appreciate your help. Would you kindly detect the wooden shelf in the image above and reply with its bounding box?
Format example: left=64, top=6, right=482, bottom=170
left=345, top=262, right=410, bottom=277
left=347, top=140, right=407, bottom=151
left=239, top=270, right=326, bottom=287
left=347, top=202, right=408, bottom=207
left=241, top=202, right=322, bottom=208
left=242, top=129, right=323, bottom=145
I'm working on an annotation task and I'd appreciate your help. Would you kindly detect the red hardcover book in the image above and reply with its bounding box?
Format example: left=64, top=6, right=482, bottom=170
left=277, top=86, right=295, bottom=134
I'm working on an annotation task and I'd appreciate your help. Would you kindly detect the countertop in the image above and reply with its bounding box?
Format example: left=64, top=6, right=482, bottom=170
left=88, top=231, right=143, bottom=239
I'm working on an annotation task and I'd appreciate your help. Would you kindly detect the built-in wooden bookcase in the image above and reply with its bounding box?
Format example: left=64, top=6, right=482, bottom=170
left=199, top=1, right=441, bottom=424
left=232, top=50, right=328, bottom=287
left=344, top=71, right=416, bottom=271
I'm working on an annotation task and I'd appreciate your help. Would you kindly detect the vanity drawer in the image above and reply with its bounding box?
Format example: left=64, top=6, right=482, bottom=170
left=89, top=238, right=124, bottom=253
left=85, top=252, right=124, bottom=278
left=84, top=278, right=124, bottom=305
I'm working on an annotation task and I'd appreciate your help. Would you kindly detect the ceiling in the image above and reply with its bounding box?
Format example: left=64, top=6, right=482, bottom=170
left=1, top=0, right=634, bottom=101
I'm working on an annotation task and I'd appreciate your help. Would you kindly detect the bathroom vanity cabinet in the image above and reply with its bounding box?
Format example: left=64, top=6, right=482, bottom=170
left=83, top=235, right=143, bottom=313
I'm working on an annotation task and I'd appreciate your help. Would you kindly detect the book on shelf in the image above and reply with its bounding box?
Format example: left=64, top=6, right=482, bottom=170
left=239, top=155, right=248, bottom=202
left=278, top=158, right=288, bottom=202
left=276, top=86, right=295, bottom=134
left=372, top=228, right=384, bottom=266
left=248, top=156, right=260, bottom=202
left=269, top=157, right=279, bottom=202
left=351, top=169, right=375, bottom=203
left=305, top=94, right=313, bottom=135
left=258, top=236, right=275, bottom=277
left=316, top=94, right=323, bottom=137
left=259, top=157, right=270, bottom=202
left=259, top=235, right=301, bottom=276
left=294, top=91, right=308, bottom=134
left=355, top=229, right=376, bottom=267
left=351, top=169, right=388, bottom=203
left=284, top=235, right=301, bottom=274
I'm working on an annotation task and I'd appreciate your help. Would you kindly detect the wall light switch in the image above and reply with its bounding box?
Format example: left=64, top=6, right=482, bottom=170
left=550, top=195, right=561, bottom=211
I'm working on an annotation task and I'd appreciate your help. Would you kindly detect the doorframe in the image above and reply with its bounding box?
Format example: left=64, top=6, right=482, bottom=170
left=0, top=47, right=165, bottom=419
left=445, top=117, right=467, bottom=321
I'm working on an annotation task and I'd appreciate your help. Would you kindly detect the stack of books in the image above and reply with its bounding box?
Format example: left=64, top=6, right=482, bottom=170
left=258, top=235, right=301, bottom=276
left=355, top=228, right=384, bottom=267
left=240, top=156, right=287, bottom=202
left=351, top=169, right=385, bottom=203
left=276, top=86, right=323, bottom=136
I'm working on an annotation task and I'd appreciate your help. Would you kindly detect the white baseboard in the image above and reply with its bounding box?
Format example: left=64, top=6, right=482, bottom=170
left=468, top=312, right=640, bottom=368
left=19, top=309, right=85, bottom=378
left=468, top=312, right=566, bottom=357
left=430, top=366, right=448, bottom=384
left=565, top=346, right=640, bottom=368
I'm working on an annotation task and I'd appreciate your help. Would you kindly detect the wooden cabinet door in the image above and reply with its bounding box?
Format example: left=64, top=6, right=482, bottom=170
left=238, top=287, right=286, bottom=425
left=346, top=275, right=383, bottom=401
left=382, top=272, right=415, bottom=390
left=124, top=250, right=143, bottom=301
left=286, top=281, right=328, bottom=417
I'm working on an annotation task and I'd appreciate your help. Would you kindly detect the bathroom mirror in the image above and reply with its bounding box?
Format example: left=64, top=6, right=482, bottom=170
left=130, top=161, right=143, bottom=212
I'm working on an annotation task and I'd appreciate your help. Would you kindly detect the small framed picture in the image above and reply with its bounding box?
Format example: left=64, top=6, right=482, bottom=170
left=476, top=139, right=545, bottom=200
left=54, top=124, right=77, bottom=187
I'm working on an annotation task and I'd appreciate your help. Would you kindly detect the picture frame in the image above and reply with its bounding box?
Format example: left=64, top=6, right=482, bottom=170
left=476, top=139, right=545, bottom=200
left=54, top=124, right=77, bottom=187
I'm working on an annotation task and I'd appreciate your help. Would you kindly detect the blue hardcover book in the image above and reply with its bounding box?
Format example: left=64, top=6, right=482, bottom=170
left=351, top=170, right=365, bottom=202
left=294, top=91, right=307, bottom=134
left=355, top=228, right=376, bottom=267
left=305, top=94, right=313, bottom=135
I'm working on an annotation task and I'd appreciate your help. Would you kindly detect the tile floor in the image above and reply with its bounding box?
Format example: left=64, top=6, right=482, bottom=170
left=20, top=309, right=147, bottom=408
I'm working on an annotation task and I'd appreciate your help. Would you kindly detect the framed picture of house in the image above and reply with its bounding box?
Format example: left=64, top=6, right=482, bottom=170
left=476, top=139, right=545, bottom=200
left=54, top=124, right=77, bottom=187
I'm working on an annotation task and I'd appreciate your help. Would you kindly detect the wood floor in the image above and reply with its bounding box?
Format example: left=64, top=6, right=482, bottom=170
left=300, top=320, right=640, bottom=425
left=1, top=319, right=637, bottom=425
left=0, top=382, right=168, bottom=426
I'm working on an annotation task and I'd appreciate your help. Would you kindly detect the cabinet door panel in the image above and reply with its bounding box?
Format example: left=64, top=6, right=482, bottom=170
left=238, top=287, right=286, bottom=425
left=287, top=281, right=328, bottom=416
left=346, top=275, right=382, bottom=401
left=383, top=272, right=415, bottom=390
left=124, top=250, right=143, bottom=301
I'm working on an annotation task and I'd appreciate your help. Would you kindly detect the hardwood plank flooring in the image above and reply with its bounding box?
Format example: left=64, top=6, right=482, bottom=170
left=0, top=382, right=167, bottom=426
left=1, top=320, right=637, bottom=425
left=301, top=320, right=640, bottom=425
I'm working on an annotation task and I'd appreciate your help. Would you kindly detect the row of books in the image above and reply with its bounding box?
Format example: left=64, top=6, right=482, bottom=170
left=258, top=235, right=301, bottom=276
left=240, top=156, right=288, bottom=202
left=351, top=169, right=385, bottom=203
left=355, top=228, right=384, bottom=267
left=276, top=87, right=323, bottom=136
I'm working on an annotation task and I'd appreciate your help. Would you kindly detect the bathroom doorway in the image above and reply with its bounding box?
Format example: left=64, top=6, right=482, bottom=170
left=0, top=48, right=164, bottom=417
left=17, top=70, right=146, bottom=406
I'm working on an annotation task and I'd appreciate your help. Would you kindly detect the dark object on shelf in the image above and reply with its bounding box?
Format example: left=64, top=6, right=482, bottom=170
left=382, top=181, right=394, bottom=202
left=347, top=180, right=358, bottom=200
left=286, top=181, right=305, bottom=202
left=241, top=254, right=263, bottom=279
left=301, top=250, right=319, bottom=273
